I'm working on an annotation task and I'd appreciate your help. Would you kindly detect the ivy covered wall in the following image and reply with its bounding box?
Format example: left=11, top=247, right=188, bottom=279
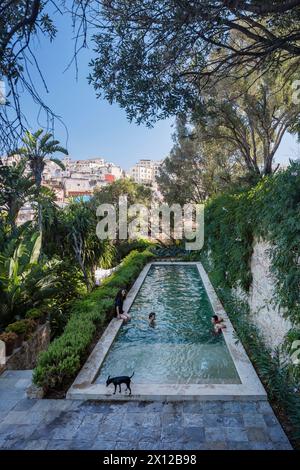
left=202, top=161, right=300, bottom=367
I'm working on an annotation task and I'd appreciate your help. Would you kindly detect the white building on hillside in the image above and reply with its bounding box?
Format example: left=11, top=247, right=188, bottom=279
left=129, top=159, right=162, bottom=186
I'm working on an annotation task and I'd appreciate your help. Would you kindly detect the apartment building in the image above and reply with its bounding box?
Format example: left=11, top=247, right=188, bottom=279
left=128, top=159, right=162, bottom=186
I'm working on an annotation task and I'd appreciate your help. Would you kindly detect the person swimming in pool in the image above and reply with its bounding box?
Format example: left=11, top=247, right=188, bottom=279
left=148, top=312, right=156, bottom=327
left=115, top=289, right=131, bottom=321
left=211, top=314, right=226, bottom=334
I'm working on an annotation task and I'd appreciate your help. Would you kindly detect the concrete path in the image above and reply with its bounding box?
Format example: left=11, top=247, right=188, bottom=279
left=0, top=371, right=292, bottom=450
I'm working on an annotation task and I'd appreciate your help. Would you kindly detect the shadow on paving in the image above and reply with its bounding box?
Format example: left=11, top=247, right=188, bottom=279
left=0, top=371, right=293, bottom=450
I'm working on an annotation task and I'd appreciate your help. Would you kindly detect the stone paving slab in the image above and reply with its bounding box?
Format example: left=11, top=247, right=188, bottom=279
left=0, top=399, right=293, bottom=450
left=0, top=371, right=293, bottom=450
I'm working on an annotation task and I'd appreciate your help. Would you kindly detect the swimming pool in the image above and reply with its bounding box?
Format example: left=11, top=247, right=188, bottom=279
left=95, top=264, right=240, bottom=385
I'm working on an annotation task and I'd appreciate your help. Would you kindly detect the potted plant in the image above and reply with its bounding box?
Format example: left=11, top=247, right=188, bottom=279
left=6, top=320, right=27, bottom=347
left=0, top=332, right=18, bottom=356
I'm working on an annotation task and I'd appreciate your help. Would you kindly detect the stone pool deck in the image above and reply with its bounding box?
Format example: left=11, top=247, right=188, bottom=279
left=0, top=371, right=292, bottom=450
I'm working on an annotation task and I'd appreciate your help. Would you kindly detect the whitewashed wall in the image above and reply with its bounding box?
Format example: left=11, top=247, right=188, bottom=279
left=243, top=239, right=291, bottom=351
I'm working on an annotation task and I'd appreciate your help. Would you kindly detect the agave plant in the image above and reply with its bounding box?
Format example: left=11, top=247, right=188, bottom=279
left=0, top=231, right=58, bottom=328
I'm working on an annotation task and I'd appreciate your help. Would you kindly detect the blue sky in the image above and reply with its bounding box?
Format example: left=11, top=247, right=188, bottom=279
left=20, top=10, right=299, bottom=171
left=21, top=12, right=173, bottom=171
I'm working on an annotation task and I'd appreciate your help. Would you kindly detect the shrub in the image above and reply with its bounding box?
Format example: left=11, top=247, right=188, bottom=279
left=0, top=332, right=18, bottom=344
left=25, top=308, right=43, bottom=321
left=24, top=318, right=37, bottom=338
left=33, top=249, right=154, bottom=391
left=6, top=320, right=27, bottom=335
left=114, top=239, right=155, bottom=263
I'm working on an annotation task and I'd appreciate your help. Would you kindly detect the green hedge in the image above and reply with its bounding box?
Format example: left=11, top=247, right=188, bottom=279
left=33, top=249, right=154, bottom=391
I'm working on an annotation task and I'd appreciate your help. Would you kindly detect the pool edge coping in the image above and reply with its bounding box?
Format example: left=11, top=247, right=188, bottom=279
left=67, top=262, right=267, bottom=401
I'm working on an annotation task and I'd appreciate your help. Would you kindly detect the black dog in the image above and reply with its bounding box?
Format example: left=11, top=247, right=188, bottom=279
left=106, top=372, right=134, bottom=395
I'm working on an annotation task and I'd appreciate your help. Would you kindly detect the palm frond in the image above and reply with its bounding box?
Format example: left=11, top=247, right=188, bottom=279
left=49, top=158, right=65, bottom=171
left=30, top=234, right=42, bottom=264
left=39, top=133, right=53, bottom=147
left=44, top=144, right=68, bottom=156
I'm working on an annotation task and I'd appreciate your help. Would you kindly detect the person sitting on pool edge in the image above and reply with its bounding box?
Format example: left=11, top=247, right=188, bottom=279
left=115, top=289, right=131, bottom=321
left=211, top=314, right=226, bottom=334
left=148, top=312, right=156, bottom=327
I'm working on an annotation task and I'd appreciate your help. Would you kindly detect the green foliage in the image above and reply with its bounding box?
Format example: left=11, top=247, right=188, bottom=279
left=157, top=116, right=247, bottom=204
left=42, top=199, right=110, bottom=290
left=203, top=162, right=300, bottom=306
left=6, top=318, right=37, bottom=339
left=89, top=2, right=300, bottom=126
left=13, top=129, right=67, bottom=231
left=33, top=249, right=154, bottom=391
left=249, top=163, right=300, bottom=326
left=45, top=260, right=87, bottom=337
left=197, top=68, right=299, bottom=175
left=6, top=320, right=27, bottom=335
left=285, top=328, right=300, bottom=384
left=203, top=280, right=300, bottom=439
left=90, top=178, right=152, bottom=208
left=201, top=162, right=300, bottom=399
left=25, top=308, right=43, bottom=321
left=151, top=245, right=186, bottom=258
left=0, top=159, right=35, bottom=231
left=113, top=239, right=155, bottom=264
left=0, top=230, right=58, bottom=328
left=203, top=191, right=254, bottom=291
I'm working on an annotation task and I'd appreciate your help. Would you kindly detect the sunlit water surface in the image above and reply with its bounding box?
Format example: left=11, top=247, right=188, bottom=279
left=96, top=265, right=240, bottom=384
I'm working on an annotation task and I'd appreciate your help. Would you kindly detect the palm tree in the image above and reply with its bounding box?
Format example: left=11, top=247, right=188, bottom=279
left=14, top=129, right=68, bottom=232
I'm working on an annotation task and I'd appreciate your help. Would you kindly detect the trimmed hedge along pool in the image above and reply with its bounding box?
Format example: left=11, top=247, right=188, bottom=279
left=96, top=265, right=240, bottom=385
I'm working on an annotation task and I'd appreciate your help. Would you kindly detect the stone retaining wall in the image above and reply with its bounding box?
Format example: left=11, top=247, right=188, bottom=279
left=0, top=322, right=50, bottom=374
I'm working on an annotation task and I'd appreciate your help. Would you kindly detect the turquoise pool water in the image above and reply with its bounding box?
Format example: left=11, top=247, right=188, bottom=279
left=96, top=265, right=240, bottom=384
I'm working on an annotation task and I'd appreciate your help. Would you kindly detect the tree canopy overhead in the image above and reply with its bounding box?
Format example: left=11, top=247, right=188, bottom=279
left=89, top=0, right=300, bottom=124
left=1, top=1, right=300, bottom=152
left=0, top=0, right=91, bottom=152
left=157, top=116, right=246, bottom=204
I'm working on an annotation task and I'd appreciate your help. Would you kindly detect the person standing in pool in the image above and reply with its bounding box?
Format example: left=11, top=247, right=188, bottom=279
left=148, top=312, right=156, bottom=327
left=211, top=315, right=226, bottom=334
left=115, top=289, right=131, bottom=321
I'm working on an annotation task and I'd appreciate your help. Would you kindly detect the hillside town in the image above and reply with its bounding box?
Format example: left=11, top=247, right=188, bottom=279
left=0, top=154, right=163, bottom=223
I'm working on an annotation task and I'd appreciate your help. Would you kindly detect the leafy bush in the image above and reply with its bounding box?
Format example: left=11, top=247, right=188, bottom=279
left=24, top=318, right=37, bottom=338
left=33, top=249, right=154, bottom=391
left=0, top=231, right=58, bottom=329
left=0, top=332, right=17, bottom=344
left=203, top=190, right=254, bottom=290
left=6, top=319, right=37, bottom=339
left=151, top=245, right=186, bottom=258
left=114, top=239, right=155, bottom=264
left=25, top=308, right=43, bottom=321
left=6, top=320, right=27, bottom=335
